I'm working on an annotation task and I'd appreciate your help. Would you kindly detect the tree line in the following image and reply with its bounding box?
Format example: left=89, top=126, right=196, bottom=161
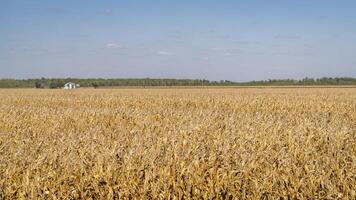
left=0, top=77, right=355, bottom=88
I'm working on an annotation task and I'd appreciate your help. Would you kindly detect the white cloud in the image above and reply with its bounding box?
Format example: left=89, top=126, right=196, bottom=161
left=103, top=9, right=112, bottom=15
left=222, top=52, right=233, bottom=56
left=105, top=43, right=121, bottom=49
left=158, top=51, right=171, bottom=55
left=211, top=47, right=222, bottom=51
left=21, top=46, right=30, bottom=51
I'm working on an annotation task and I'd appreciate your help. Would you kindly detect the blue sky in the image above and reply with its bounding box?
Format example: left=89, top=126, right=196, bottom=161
left=1, top=0, right=356, bottom=81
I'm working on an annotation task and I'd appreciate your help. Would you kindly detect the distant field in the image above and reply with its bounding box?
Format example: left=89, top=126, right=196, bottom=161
left=0, top=88, right=355, bottom=199
left=81, top=85, right=356, bottom=89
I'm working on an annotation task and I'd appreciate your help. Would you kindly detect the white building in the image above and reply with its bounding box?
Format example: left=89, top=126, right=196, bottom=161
left=64, top=82, right=80, bottom=89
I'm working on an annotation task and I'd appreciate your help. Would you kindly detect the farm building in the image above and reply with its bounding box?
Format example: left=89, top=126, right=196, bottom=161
left=64, top=82, right=80, bottom=89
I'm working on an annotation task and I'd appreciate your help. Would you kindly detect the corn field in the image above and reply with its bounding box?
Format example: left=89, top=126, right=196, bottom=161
left=0, top=88, right=355, bottom=199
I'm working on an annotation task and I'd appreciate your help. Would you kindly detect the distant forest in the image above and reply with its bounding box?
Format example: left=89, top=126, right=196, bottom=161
left=0, top=77, right=355, bottom=88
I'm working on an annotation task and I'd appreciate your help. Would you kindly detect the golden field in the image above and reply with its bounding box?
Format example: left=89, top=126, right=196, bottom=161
left=0, top=88, right=355, bottom=199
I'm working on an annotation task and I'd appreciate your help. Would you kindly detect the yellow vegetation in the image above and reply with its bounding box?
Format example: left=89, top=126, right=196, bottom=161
left=0, top=88, right=355, bottom=199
